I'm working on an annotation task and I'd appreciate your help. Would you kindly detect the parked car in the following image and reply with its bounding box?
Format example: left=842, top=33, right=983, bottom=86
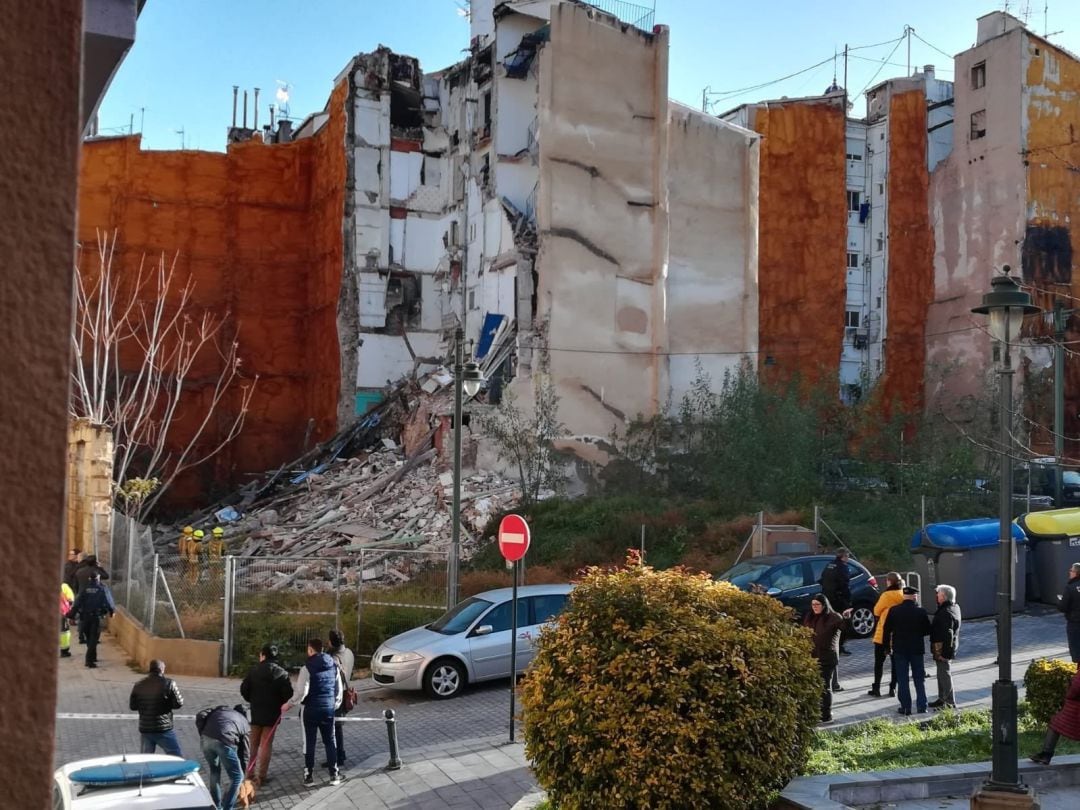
left=53, top=754, right=213, bottom=809
left=371, top=584, right=573, bottom=700
left=717, top=554, right=880, bottom=637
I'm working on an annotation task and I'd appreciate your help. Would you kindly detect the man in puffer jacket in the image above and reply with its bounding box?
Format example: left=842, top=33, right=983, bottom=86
left=239, top=644, right=293, bottom=785
left=290, top=638, right=342, bottom=787
left=129, top=659, right=184, bottom=756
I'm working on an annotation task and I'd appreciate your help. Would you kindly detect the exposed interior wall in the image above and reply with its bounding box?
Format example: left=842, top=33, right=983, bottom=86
left=1021, top=33, right=1080, bottom=453
left=881, top=87, right=933, bottom=415
left=76, top=94, right=347, bottom=507
left=1, top=0, right=83, bottom=803
left=666, top=104, right=759, bottom=405
left=537, top=3, right=668, bottom=435
left=925, top=29, right=1025, bottom=409
left=749, top=97, right=847, bottom=387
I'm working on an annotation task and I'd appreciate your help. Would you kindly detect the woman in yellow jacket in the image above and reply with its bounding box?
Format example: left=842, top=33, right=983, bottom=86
left=868, top=572, right=904, bottom=697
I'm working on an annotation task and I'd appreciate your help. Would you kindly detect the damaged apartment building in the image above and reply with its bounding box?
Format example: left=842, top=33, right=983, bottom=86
left=341, top=0, right=760, bottom=444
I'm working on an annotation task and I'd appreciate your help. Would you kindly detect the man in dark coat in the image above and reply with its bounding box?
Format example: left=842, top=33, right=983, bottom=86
left=129, top=659, right=184, bottom=756
left=74, top=554, right=109, bottom=594
left=884, top=586, right=932, bottom=715
left=1059, top=563, right=1080, bottom=662
left=67, top=571, right=115, bottom=667
left=820, top=549, right=853, bottom=656
left=802, top=594, right=844, bottom=723
left=63, top=549, right=82, bottom=590
left=1030, top=666, right=1080, bottom=764
left=929, top=584, right=962, bottom=709
left=197, top=704, right=250, bottom=810
left=290, top=638, right=342, bottom=787
left=240, top=644, right=293, bottom=785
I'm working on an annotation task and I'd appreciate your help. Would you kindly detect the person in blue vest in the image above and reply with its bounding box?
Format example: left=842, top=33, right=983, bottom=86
left=66, top=571, right=115, bottom=668
left=290, top=638, right=343, bottom=787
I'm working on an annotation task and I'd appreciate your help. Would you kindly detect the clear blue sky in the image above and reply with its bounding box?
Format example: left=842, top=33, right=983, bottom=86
left=99, top=0, right=1080, bottom=151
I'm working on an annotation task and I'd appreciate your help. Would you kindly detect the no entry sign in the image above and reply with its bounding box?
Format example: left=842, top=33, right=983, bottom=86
left=498, top=514, right=531, bottom=562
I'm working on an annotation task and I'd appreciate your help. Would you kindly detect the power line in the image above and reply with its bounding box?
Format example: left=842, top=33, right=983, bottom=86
left=911, top=31, right=955, bottom=60
left=848, top=53, right=954, bottom=73
left=855, top=36, right=907, bottom=98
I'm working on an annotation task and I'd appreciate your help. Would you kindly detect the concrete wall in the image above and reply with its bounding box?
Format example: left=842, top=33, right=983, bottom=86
left=1, top=2, right=84, bottom=804
left=109, top=607, right=223, bottom=677
left=537, top=4, right=669, bottom=433
left=77, top=82, right=348, bottom=506
left=666, top=104, right=759, bottom=405
left=926, top=28, right=1026, bottom=406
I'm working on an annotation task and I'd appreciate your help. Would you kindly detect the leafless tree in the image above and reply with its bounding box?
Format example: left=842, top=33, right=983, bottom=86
left=70, top=231, right=256, bottom=518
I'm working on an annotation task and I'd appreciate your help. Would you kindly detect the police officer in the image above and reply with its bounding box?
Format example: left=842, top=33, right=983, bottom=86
left=1060, top=563, right=1080, bottom=662
left=68, top=572, right=116, bottom=668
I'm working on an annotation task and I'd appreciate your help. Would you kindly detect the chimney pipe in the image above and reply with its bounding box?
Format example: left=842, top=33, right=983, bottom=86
left=924, top=64, right=935, bottom=79
left=254, top=88, right=260, bottom=129
left=243, top=90, right=248, bottom=128
left=232, top=85, right=238, bottom=127
left=270, top=104, right=276, bottom=130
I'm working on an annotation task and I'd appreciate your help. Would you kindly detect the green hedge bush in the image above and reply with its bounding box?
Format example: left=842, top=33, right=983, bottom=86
left=520, top=555, right=820, bottom=810
left=1024, top=658, right=1077, bottom=725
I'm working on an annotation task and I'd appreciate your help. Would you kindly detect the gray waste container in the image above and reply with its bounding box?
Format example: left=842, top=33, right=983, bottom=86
left=909, top=518, right=1026, bottom=618
left=1017, top=509, right=1080, bottom=606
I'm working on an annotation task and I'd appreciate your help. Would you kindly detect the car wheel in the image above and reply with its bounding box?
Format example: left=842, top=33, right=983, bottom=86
left=423, top=658, right=466, bottom=700
left=849, top=604, right=875, bottom=638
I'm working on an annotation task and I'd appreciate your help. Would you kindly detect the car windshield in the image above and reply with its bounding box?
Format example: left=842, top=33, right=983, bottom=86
left=1065, top=471, right=1080, bottom=485
left=429, top=597, right=494, bottom=635
left=719, top=561, right=774, bottom=588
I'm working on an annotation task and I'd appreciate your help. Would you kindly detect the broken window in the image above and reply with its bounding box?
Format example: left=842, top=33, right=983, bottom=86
left=847, top=252, right=860, bottom=269
left=971, top=61, right=986, bottom=90
left=970, top=109, right=987, bottom=140
left=847, top=190, right=861, bottom=212
left=503, top=25, right=550, bottom=79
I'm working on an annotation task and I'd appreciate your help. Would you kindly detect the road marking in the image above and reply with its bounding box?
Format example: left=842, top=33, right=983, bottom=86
left=56, top=712, right=385, bottom=723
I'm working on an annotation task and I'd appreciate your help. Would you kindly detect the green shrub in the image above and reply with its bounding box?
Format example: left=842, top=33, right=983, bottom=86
left=1024, top=658, right=1077, bottom=724
left=520, top=555, right=820, bottom=810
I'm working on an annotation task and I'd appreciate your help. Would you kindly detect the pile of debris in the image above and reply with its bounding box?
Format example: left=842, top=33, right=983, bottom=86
left=162, top=370, right=521, bottom=591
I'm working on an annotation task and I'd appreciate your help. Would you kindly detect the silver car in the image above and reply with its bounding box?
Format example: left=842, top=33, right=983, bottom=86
left=370, top=584, right=573, bottom=699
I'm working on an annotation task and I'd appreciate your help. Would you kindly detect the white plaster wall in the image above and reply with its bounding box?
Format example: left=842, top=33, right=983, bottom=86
left=356, top=333, right=413, bottom=387
left=403, top=214, right=454, bottom=273
left=389, top=218, right=405, bottom=266
left=495, top=161, right=538, bottom=215
left=389, top=150, right=423, bottom=202
left=420, top=274, right=447, bottom=331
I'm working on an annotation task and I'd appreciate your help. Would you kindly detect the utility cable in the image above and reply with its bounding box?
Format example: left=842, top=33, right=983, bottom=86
left=911, top=31, right=955, bottom=61
left=855, top=36, right=907, bottom=98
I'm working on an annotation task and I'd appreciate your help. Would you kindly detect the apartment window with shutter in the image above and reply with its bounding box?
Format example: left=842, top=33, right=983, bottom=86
left=970, top=110, right=987, bottom=140
left=971, top=61, right=986, bottom=89
left=847, top=190, right=861, bottom=212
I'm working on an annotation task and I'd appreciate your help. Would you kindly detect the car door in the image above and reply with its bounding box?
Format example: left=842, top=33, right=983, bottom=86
left=764, top=561, right=814, bottom=616
left=467, top=597, right=525, bottom=681
left=517, top=593, right=568, bottom=668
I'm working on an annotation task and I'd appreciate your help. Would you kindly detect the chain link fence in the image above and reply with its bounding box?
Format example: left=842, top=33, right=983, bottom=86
left=108, top=511, right=157, bottom=630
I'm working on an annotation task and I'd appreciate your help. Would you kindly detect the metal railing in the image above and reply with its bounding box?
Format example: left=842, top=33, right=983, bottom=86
left=586, top=0, right=656, bottom=30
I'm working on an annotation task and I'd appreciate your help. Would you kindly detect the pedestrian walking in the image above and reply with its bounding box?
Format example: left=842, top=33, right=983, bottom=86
left=1029, top=665, right=1080, bottom=764
left=803, top=593, right=845, bottom=723
left=929, top=584, right=962, bottom=710
left=239, top=643, right=293, bottom=785
left=1059, top=563, right=1080, bottom=662
left=66, top=571, right=115, bottom=668
left=868, top=572, right=904, bottom=698
left=63, top=549, right=82, bottom=590
left=883, top=586, right=932, bottom=715
left=59, top=582, right=74, bottom=658
left=328, top=629, right=356, bottom=770
left=129, top=659, right=184, bottom=756
left=74, top=554, right=109, bottom=594
left=196, top=704, right=250, bottom=810
left=290, top=638, right=343, bottom=787
left=820, top=549, right=853, bottom=657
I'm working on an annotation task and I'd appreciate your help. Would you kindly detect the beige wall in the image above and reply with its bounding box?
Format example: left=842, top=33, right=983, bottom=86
left=66, top=419, right=114, bottom=564
left=926, top=28, right=1026, bottom=407
left=666, top=104, right=759, bottom=404
left=109, top=608, right=223, bottom=678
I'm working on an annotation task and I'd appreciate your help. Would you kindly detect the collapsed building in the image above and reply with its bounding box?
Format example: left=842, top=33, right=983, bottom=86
left=77, top=0, right=761, bottom=502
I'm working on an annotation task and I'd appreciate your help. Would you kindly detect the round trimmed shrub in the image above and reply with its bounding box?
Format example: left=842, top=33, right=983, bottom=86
left=520, top=556, right=820, bottom=810
left=1024, top=658, right=1078, bottom=724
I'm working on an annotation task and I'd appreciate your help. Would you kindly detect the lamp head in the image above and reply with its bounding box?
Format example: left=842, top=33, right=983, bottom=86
left=462, top=361, right=484, bottom=398
left=971, top=268, right=1040, bottom=344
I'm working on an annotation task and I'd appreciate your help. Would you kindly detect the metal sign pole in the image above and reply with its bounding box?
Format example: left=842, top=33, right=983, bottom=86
left=510, top=558, right=518, bottom=743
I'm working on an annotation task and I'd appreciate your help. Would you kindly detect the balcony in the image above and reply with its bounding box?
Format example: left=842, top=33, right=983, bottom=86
left=586, top=0, right=656, bottom=30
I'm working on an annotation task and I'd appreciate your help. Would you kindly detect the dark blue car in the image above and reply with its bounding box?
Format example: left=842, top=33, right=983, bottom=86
left=717, top=554, right=881, bottom=638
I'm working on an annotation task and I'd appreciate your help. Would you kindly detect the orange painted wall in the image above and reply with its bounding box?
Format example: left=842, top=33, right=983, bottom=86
left=76, top=81, right=348, bottom=507
left=881, top=88, right=932, bottom=416
left=750, top=98, right=847, bottom=386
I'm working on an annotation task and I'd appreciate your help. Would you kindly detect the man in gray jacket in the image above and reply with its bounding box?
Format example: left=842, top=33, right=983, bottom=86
left=928, top=584, right=962, bottom=709
left=196, top=704, right=250, bottom=810
left=328, top=629, right=355, bottom=770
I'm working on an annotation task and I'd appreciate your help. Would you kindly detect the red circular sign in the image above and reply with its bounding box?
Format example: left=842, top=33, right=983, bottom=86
left=498, top=514, right=531, bottom=562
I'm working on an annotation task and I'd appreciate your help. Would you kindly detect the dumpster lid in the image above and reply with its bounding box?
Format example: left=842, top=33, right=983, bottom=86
left=910, top=518, right=1026, bottom=550
left=1017, top=507, right=1080, bottom=540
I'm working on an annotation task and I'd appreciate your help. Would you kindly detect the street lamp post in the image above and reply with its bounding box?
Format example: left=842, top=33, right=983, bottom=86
left=971, top=268, right=1040, bottom=793
left=447, top=325, right=484, bottom=610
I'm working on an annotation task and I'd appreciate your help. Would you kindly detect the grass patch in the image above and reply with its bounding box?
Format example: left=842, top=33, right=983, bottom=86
left=806, top=705, right=1080, bottom=775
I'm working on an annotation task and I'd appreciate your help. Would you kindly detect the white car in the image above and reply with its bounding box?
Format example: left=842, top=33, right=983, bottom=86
left=371, top=584, right=572, bottom=699
left=53, top=754, right=214, bottom=810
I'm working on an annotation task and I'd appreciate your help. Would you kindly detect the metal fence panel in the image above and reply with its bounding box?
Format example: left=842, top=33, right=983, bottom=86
left=108, top=512, right=156, bottom=629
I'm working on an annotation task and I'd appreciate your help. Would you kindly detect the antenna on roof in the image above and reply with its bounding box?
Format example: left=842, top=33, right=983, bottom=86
left=275, top=80, right=292, bottom=121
